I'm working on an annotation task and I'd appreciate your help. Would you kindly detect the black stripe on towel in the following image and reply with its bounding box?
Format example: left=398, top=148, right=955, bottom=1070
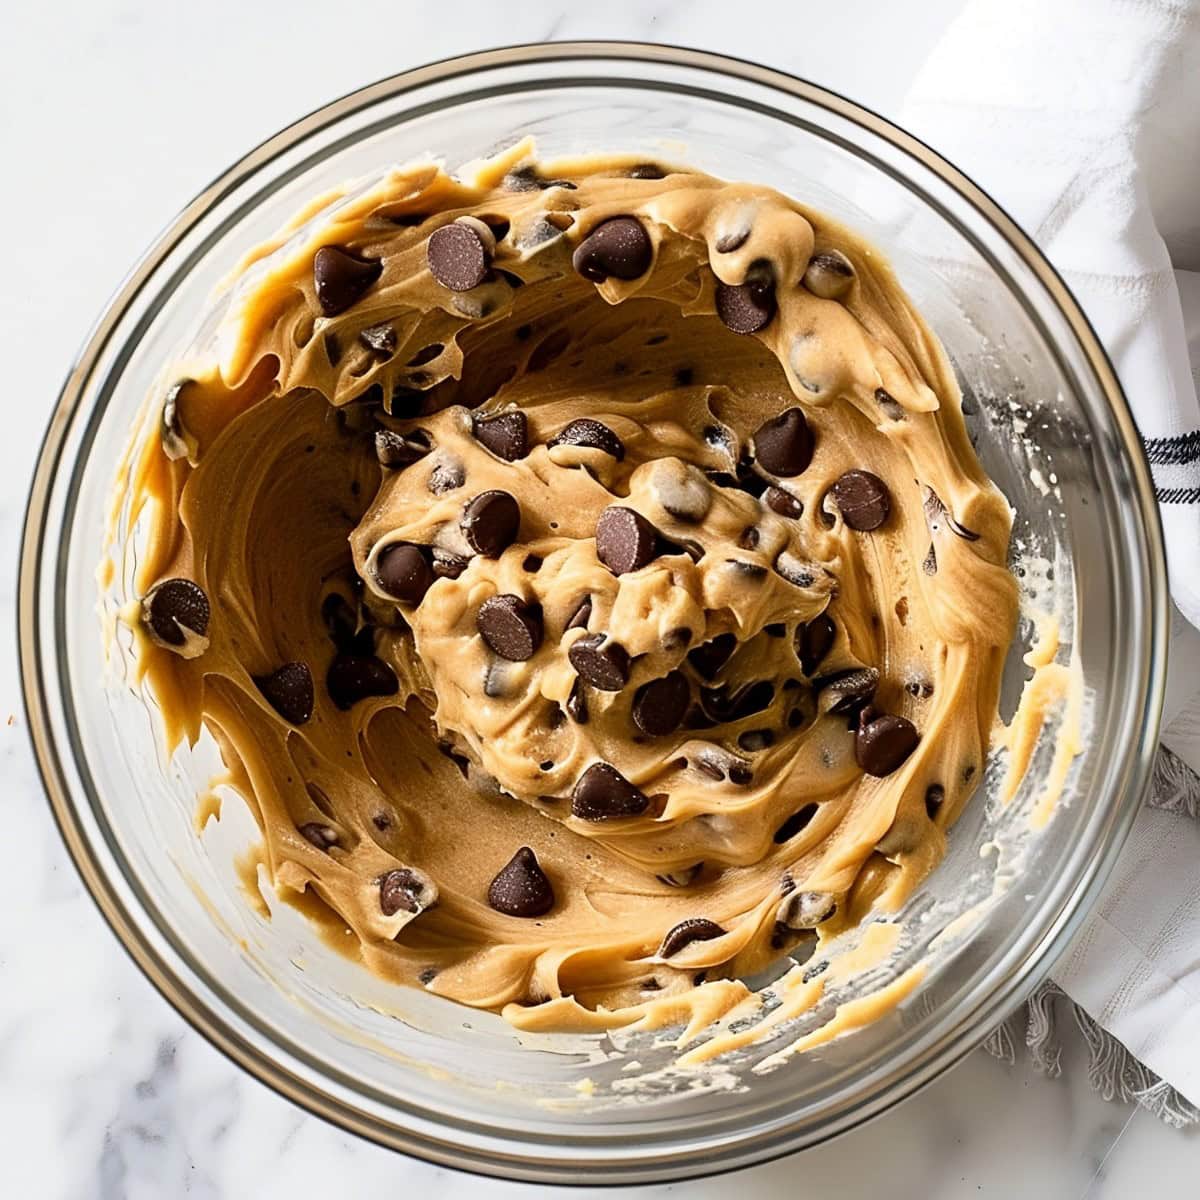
left=1144, top=430, right=1200, bottom=465
left=1155, top=486, right=1200, bottom=504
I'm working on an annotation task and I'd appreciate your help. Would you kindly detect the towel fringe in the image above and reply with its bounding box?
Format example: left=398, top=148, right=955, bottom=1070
left=1147, top=743, right=1200, bottom=817
left=982, top=982, right=1200, bottom=1128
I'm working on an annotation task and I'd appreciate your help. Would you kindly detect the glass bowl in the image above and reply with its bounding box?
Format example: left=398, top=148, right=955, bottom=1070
left=19, top=43, right=1167, bottom=1185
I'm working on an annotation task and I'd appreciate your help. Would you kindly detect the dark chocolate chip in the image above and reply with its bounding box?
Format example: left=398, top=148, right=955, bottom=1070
left=700, top=680, right=774, bottom=723
left=571, top=762, right=649, bottom=820
left=629, top=163, right=666, bottom=180
left=595, top=506, right=660, bottom=574
left=802, top=250, right=855, bottom=299
left=815, top=666, right=879, bottom=716
left=142, top=579, right=210, bottom=647
left=417, top=966, right=438, bottom=985
left=428, top=459, right=465, bottom=494
left=632, top=671, right=690, bottom=736
left=566, top=678, right=589, bottom=724
left=659, top=918, right=725, bottom=958
left=906, top=678, right=935, bottom=699
left=773, top=804, right=818, bottom=843
left=427, top=221, right=490, bottom=291
left=548, top=418, right=626, bottom=461
left=379, top=868, right=426, bottom=915
left=714, top=229, right=750, bottom=254
left=738, top=526, right=760, bottom=551
left=855, top=712, right=920, bottom=777
left=925, top=784, right=946, bottom=819
left=875, top=387, right=906, bottom=421
left=374, top=427, right=431, bottom=469
left=299, top=822, right=339, bottom=850
left=473, top=411, right=528, bottom=461
left=326, top=653, right=399, bottom=710
left=831, top=470, right=891, bottom=531
left=374, top=543, right=433, bottom=605
left=572, top=216, right=653, bottom=283
left=522, top=554, right=543, bottom=573
left=487, top=846, right=555, bottom=917
left=359, top=323, right=397, bottom=357
left=462, top=490, right=520, bottom=557
left=565, top=596, right=592, bottom=632
left=765, top=485, right=804, bottom=518
left=798, top=612, right=836, bottom=675
left=715, top=278, right=776, bottom=334
left=704, top=423, right=737, bottom=460
left=477, top=594, right=543, bottom=661
left=313, top=246, right=382, bottom=316
left=687, top=633, right=737, bottom=681
left=752, top=408, right=815, bottom=477
left=254, top=662, right=314, bottom=724
left=431, top=548, right=470, bottom=579
left=568, top=634, right=631, bottom=691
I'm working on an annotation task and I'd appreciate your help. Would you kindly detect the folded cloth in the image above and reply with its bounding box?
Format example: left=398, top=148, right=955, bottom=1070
left=902, top=0, right=1200, bottom=1121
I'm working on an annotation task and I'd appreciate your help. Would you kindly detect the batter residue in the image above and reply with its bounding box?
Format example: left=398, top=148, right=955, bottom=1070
left=117, top=143, right=1018, bottom=1037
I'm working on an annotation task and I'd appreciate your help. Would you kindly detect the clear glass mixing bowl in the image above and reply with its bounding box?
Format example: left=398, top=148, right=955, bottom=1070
left=19, top=44, right=1167, bottom=1184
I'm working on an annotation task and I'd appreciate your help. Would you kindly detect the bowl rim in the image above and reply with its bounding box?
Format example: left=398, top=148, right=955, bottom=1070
left=18, top=40, right=1168, bottom=1185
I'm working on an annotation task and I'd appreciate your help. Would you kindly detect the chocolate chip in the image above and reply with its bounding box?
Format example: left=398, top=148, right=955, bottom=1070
left=855, top=712, right=920, bottom=776
left=701, top=681, right=774, bottom=724
left=777, top=890, right=837, bottom=930
left=773, top=804, right=818, bottom=843
left=687, top=633, right=737, bottom=681
left=417, top=967, right=438, bottom=985
left=379, top=868, right=427, bottom=916
left=374, top=543, right=433, bottom=605
left=565, top=596, right=592, bottom=631
left=326, top=654, right=399, bottom=710
left=571, top=762, right=649, bottom=820
left=160, top=382, right=192, bottom=461
left=774, top=553, right=819, bottom=588
left=831, top=470, right=891, bottom=531
left=473, top=411, right=528, bottom=461
left=522, top=554, right=543, bottom=573
left=715, top=278, right=776, bottom=334
left=142, top=579, right=210, bottom=649
left=798, top=613, right=836, bottom=675
left=477, top=595, right=542, bottom=661
left=487, top=846, right=555, bottom=917
left=715, top=229, right=750, bottom=254
left=925, top=784, right=946, bottom=819
left=632, top=671, right=690, bottom=736
left=427, top=221, right=490, bottom=291
left=566, top=678, right=589, bottom=724
left=752, top=408, right=814, bottom=477
left=428, top=459, right=465, bottom=494
left=313, top=246, right=382, bottom=316
left=359, top=323, right=397, bottom=357
left=629, top=163, right=666, bottom=180
left=765, top=485, right=804, bottom=518
left=374, top=427, right=431, bottom=469
left=906, top=678, right=934, bottom=699
left=659, top=918, right=725, bottom=958
left=595, top=506, right=660, bottom=575
left=875, top=387, right=906, bottom=421
left=802, top=250, right=855, bottom=300
left=815, top=666, right=879, bottom=716
left=548, top=418, right=625, bottom=460
left=572, top=216, right=653, bottom=283
left=737, top=526, right=761, bottom=551
left=462, top=490, right=520, bottom=557
left=299, top=822, right=339, bottom=851
left=254, top=662, right=314, bottom=724
left=568, top=635, right=630, bottom=691
left=432, top=548, right=470, bottom=579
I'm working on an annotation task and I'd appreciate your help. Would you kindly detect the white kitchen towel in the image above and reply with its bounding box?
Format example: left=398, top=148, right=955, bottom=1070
left=903, top=0, right=1200, bottom=1121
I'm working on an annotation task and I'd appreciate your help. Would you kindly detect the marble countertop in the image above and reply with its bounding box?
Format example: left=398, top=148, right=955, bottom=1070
left=3, top=0, right=1197, bottom=1194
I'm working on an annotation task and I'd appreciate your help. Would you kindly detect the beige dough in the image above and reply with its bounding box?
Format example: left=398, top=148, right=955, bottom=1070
left=119, top=144, right=1018, bottom=1033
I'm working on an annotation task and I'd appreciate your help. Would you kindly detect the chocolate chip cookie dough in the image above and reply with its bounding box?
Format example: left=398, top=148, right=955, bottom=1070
left=117, top=142, right=1019, bottom=1038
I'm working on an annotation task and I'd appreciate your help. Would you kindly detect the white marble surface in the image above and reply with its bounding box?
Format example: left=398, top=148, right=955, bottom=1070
left=2, top=1, right=1198, bottom=1195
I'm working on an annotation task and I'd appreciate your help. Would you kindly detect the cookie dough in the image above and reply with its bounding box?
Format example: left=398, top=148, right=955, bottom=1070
left=120, top=144, right=1018, bottom=1030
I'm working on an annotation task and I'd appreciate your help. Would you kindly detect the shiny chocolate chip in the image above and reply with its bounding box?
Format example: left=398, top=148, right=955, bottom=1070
left=925, top=784, right=946, bottom=819
left=473, top=411, right=528, bottom=461
left=595, top=505, right=660, bottom=575
left=427, top=458, right=465, bottom=494
left=254, top=662, right=314, bottom=725
left=477, top=594, right=543, bottom=661
left=830, top=470, right=891, bottom=531
left=487, top=847, right=555, bottom=917
left=379, top=868, right=428, bottom=916
left=299, top=822, right=338, bottom=851
left=142, top=578, right=210, bottom=650
left=764, top=485, right=803, bottom=518
left=432, top=548, right=470, bottom=579
left=568, top=634, right=631, bottom=691
left=566, top=678, right=589, bottom=724
left=571, top=762, right=649, bottom=820
left=815, top=667, right=879, bottom=716
left=313, top=246, right=382, bottom=316
left=374, top=543, right=433, bottom=605
left=875, top=387, right=907, bottom=421
left=565, top=596, right=592, bottom=632
left=462, top=490, right=520, bottom=557
left=374, top=427, right=430, bottom=469
left=855, top=711, right=920, bottom=777
left=631, top=671, right=690, bottom=737
left=715, top=278, right=776, bottom=334
left=427, top=221, right=490, bottom=291
left=659, top=918, right=725, bottom=958
left=802, top=250, right=855, bottom=300
left=752, top=408, right=814, bottom=477
left=572, top=216, right=653, bottom=283
left=797, top=613, right=836, bottom=675
left=548, top=418, right=625, bottom=461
